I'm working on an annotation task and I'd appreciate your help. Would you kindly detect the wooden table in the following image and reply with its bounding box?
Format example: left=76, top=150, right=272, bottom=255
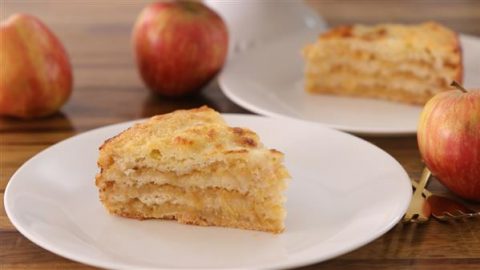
left=2, top=1, right=479, bottom=269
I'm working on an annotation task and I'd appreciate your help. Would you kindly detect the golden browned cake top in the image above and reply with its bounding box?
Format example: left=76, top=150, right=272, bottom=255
left=305, top=21, right=460, bottom=61
left=98, top=106, right=284, bottom=174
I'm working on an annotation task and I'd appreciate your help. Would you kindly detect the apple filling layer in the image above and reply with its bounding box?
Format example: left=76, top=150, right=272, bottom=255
left=101, top=160, right=288, bottom=197
left=304, top=56, right=455, bottom=104
left=100, top=182, right=285, bottom=232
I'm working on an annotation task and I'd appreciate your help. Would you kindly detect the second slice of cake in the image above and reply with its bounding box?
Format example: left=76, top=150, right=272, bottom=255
left=96, top=106, right=289, bottom=233
left=303, top=22, right=463, bottom=104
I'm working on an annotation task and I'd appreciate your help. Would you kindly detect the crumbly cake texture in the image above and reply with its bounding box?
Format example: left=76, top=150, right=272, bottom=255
left=95, top=106, right=289, bottom=233
left=302, top=22, right=463, bottom=104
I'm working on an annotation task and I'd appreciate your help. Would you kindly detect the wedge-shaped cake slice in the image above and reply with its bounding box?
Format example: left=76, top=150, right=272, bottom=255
left=96, top=106, right=289, bottom=233
left=303, top=21, right=463, bottom=104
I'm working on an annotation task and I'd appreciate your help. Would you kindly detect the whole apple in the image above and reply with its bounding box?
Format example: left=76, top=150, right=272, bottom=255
left=418, top=88, right=480, bottom=201
left=133, top=1, right=228, bottom=97
left=0, top=14, right=72, bottom=118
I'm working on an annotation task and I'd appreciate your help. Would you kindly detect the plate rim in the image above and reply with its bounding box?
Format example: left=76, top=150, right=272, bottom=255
left=4, top=114, right=412, bottom=269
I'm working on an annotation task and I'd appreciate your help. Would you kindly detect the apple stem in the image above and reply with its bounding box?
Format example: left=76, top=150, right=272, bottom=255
left=451, top=81, right=468, bottom=93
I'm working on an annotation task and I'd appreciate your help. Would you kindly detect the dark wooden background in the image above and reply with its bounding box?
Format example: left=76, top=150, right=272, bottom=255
left=2, top=1, right=480, bottom=269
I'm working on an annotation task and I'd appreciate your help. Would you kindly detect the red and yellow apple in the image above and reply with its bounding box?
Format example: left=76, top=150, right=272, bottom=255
left=132, top=1, right=228, bottom=97
left=0, top=14, right=73, bottom=118
left=418, top=87, right=480, bottom=201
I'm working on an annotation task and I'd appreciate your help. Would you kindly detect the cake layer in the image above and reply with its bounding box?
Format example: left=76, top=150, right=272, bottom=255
left=305, top=40, right=460, bottom=66
left=107, top=200, right=283, bottom=233
left=100, top=183, right=285, bottom=233
left=101, top=182, right=285, bottom=216
left=305, top=70, right=445, bottom=99
left=98, top=160, right=288, bottom=196
left=305, top=56, right=456, bottom=81
left=305, top=83, right=433, bottom=104
left=305, top=70, right=446, bottom=93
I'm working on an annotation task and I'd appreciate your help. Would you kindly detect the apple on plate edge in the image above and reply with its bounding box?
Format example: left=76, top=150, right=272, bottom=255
left=418, top=82, right=480, bottom=201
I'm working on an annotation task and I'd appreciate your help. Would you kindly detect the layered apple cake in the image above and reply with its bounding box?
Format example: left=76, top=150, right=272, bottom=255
left=95, top=106, right=289, bottom=233
left=302, top=22, right=463, bottom=104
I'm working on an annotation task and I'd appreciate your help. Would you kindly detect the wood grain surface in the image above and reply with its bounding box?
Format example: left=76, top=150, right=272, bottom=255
left=1, top=1, right=480, bottom=269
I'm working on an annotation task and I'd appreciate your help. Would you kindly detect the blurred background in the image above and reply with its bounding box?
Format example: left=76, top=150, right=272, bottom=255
left=2, top=0, right=479, bottom=129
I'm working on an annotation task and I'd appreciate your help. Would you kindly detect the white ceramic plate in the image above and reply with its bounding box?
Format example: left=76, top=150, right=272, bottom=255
left=219, top=31, right=480, bottom=135
left=5, top=115, right=411, bottom=269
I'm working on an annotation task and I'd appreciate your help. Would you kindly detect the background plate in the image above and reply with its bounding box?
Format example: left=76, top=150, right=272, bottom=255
left=219, top=31, right=480, bottom=135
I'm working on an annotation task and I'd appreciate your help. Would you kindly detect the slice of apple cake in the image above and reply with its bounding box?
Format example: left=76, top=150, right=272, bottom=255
left=302, top=21, right=463, bottom=104
left=95, top=106, right=289, bottom=233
